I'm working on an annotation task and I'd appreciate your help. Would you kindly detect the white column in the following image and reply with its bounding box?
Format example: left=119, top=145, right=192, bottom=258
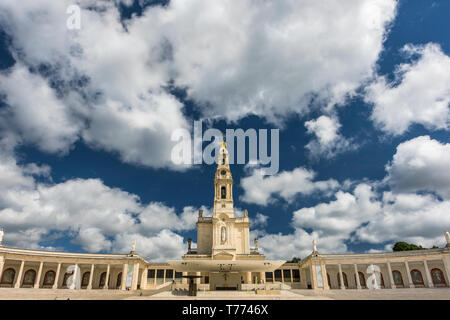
left=338, top=264, right=345, bottom=290
left=0, top=256, right=5, bottom=282
left=131, top=263, right=139, bottom=290
left=443, top=258, right=450, bottom=288
left=87, top=264, right=95, bottom=290
left=14, top=260, right=25, bottom=288
left=281, top=269, right=285, bottom=283
left=141, top=268, right=148, bottom=290
left=260, top=271, right=266, bottom=284
left=182, top=271, right=187, bottom=284
left=34, top=262, right=44, bottom=289
left=310, top=264, right=318, bottom=289
left=423, top=260, right=434, bottom=288
left=387, top=262, right=396, bottom=289
left=121, top=264, right=127, bottom=290
left=104, top=264, right=110, bottom=289
left=53, top=263, right=61, bottom=289
left=354, top=264, right=361, bottom=289
left=70, top=263, right=78, bottom=290
left=245, top=271, right=251, bottom=284
left=299, top=268, right=306, bottom=288
left=405, top=261, right=414, bottom=288
left=321, top=263, right=329, bottom=290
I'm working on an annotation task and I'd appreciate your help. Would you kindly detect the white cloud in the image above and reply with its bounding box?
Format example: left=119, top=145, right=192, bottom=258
left=80, top=91, right=190, bottom=169
left=0, top=147, right=202, bottom=261
left=355, top=192, right=449, bottom=248
left=255, top=135, right=450, bottom=258
left=249, top=229, right=267, bottom=242
left=0, top=135, right=50, bottom=194
left=292, top=184, right=380, bottom=237
left=0, top=65, right=81, bottom=154
left=112, top=230, right=187, bottom=262
left=259, top=183, right=381, bottom=258
left=305, top=115, right=354, bottom=158
left=386, top=136, right=450, bottom=200
left=0, top=0, right=397, bottom=169
left=138, top=204, right=205, bottom=233
left=4, top=227, right=60, bottom=251
left=0, top=0, right=189, bottom=169
left=3, top=0, right=448, bottom=261
left=1, top=133, right=449, bottom=260
left=258, top=229, right=349, bottom=260
left=240, top=167, right=339, bottom=206
left=251, top=213, right=269, bottom=228
left=258, top=229, right=316, bottom=260
left=162, top=0, right=397, bottom=122
left=259, top=182, right=450, bottom=259
left=366, top=43, right=450, bottom=135
left=0, top=153, right=35, bottom=192
left=73, top=227, right=113, bottom=253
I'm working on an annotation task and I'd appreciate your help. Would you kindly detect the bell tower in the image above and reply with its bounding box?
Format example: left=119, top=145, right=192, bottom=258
left=213, top=140, right=234, bottom=219
left=189, top=137, right=254, bottom=258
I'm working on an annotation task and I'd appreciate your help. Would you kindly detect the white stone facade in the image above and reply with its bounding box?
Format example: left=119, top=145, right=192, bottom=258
left=197, top=141, right=252, bottom=258
left=0, top=247, right=148, bottom=290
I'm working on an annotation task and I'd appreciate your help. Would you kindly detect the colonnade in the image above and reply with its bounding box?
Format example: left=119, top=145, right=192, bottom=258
left=0, top=255, right=147, bottom=290
left=306, top=257, right=450, bottom=290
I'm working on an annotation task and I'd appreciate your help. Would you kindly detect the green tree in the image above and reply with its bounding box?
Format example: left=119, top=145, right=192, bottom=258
left=392, top=241, right=424, bottom=252
left=287, top=257, right=301, bottom=263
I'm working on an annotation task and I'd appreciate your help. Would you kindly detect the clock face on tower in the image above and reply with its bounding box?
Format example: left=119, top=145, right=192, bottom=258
left=220, top=170, right=227, bottom=176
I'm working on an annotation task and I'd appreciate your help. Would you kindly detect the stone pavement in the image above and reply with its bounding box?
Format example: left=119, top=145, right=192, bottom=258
left=0, top=288, right=136, bottom=300
left=290, top=288, right=450, bottom=300
left=0, top=288, right=449, bottom=300
left=129, top=290, right=331, bottom=300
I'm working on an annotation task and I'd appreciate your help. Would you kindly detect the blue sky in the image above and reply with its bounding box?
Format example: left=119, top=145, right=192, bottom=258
left=0, top=0, right=449, bottom=261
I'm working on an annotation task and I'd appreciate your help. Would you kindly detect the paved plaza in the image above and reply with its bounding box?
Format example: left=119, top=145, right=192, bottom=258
left=0, top=288, right=449, bottom=300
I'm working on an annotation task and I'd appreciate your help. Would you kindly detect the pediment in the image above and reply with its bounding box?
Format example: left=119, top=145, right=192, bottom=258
left=213, top=251, right=234, bottom=260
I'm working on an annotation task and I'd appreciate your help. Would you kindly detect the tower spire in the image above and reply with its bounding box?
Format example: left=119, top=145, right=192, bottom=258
left=221, top=131, right=226, bottom=148
left=213, top=138, right=234, bottom=218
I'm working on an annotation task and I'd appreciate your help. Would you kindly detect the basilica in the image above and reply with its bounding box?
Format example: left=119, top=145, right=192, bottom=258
left=0, top=142, right=449, bottom=293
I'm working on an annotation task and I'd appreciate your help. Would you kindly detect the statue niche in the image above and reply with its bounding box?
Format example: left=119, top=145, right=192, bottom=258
left=221, top=226, right=227, bottom=243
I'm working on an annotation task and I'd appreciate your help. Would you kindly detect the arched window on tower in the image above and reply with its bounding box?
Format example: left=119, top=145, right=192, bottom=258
left=222, top=151, right=226, bottom=165
left=221, top=186, right=226, bottom=199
